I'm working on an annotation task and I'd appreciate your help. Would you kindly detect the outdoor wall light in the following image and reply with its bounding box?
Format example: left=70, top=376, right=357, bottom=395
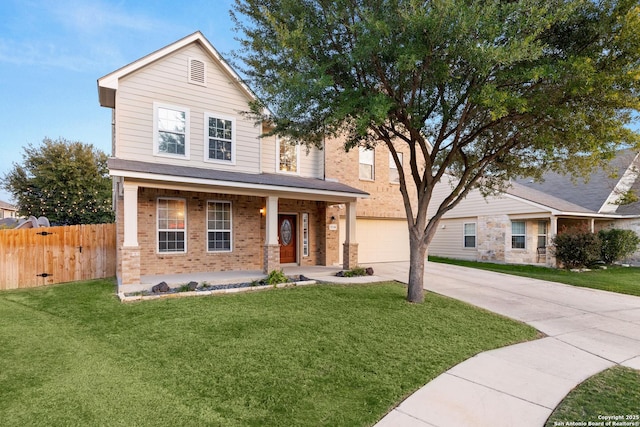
left=259, top=208, right=266, bottom=216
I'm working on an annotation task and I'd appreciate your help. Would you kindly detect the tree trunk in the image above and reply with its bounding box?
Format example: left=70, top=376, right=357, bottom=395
left=407, top=235, right=427, bottom=303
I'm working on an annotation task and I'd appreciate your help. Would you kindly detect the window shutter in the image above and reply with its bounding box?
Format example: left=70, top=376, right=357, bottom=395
left=188, top=58, right=206, bottom=86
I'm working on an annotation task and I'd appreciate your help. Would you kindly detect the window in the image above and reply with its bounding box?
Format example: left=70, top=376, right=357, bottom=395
left=205, top=114, right=234, bottom=163
left=463, top=223, right=476, bottom=248
left=537, top=221, right=548, bottom=248
left=359, top=147, right=375, bottom=180
left=154, top=103, right=189, bottom=157
left=279, top=138, right=299, bottom=173
left=207, top=201, right=232, bottom=252
left=511, top=221, right=526, bottom=249
left=302, top=213, right=309, bottom=257
left=157, top=198, right=186, bottom=253
left=389, top=152, right=403, bottom=184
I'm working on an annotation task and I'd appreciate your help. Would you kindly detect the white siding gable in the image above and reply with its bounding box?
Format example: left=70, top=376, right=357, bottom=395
left=427, top=178, right=549, bottom=219
left=114, top=43, right=261, bottom=173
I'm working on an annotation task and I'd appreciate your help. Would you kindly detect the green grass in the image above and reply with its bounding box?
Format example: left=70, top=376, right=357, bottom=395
left=545, top=367, right=640, bottom=426
left=430, top=256, right=640, bottom=297
left=0, top=279, right=537, bottom=426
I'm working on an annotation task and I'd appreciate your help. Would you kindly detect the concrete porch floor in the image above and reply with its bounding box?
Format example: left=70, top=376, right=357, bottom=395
left=122, top=265, right=387, bottom=293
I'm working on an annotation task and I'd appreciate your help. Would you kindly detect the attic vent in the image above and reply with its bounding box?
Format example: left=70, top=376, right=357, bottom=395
left=188, top=58, right=206, bottom=86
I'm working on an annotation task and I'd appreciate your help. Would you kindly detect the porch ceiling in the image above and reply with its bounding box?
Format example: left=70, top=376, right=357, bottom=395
left=109, top=158, right=368, bottom=203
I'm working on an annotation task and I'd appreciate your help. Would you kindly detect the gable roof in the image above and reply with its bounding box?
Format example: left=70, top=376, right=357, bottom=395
left=509, top=150, right=640, bottom=216
left=0, top=200, right=17, bottom=211
left=97, top=31, right=256, bottom=108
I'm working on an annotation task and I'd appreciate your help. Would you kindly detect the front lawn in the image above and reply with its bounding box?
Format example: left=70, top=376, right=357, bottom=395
left=545, top=366, right=640, bottom=426
left=0, top=279, right=537, bottom=426
left=430, top=256, right=640, bottom=297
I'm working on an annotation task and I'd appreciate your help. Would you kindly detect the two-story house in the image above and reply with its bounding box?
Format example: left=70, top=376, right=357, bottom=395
left=99, top=32, right=422, bottom=292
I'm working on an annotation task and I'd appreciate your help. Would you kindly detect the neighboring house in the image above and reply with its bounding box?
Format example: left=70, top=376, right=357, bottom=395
left=0, top=200, right=18, bottom=219
left=427, top=151, right=640, bottom=265
left=99, top=31, right=400, bottom=291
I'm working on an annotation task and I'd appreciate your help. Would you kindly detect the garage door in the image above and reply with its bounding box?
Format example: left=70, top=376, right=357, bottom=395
left=339, top=218, right=410, bottom=264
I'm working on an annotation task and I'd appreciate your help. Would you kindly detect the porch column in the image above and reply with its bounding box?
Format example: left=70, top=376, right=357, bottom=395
left=548, top=216, right=558, bottom=267
left=120, top=182, right=140, bottom=286
left=263, top=196, right=280, bottom=274
left=343, top=201, right=358, bottom=269
left=123, top=183, right=139, bottom=247
left=589, top=218, right=595, bottom=233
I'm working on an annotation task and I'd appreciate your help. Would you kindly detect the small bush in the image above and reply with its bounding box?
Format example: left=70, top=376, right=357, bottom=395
left=552, top=227, right=601, bottom=269
left=343, top=267, right=367, bottom=277
left=598, top=228, right=640, bottom=264
left=266, top=269, right=288, bottom=286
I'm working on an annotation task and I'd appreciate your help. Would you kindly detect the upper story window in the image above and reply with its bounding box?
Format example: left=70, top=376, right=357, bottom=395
left=389, top=152, right=403, bottom=184
left=157, top=198, right=186, bottom=253
left=359, top=147, right=375, bottom=180
left=278, top=138, right=299, bottom=173
left=154, top=103, right=190, bottom=158
left=463, top=222, right=476, bottom=248
left=511, top=220, right=526, bottom=249
left=205, top=114, right=235, bottom=164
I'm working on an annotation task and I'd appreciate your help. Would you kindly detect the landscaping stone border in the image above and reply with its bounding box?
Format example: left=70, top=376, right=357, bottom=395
left=118, top=279, right=317, bottom=303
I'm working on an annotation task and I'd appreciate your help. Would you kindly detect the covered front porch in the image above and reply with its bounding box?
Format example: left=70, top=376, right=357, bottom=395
left=505, top=213, right=625, bottom=266
left=109, top=158, right=368, bottom=292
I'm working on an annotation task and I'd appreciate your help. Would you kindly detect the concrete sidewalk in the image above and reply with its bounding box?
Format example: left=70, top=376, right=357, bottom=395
left=371, top=261, right=640, bottom=427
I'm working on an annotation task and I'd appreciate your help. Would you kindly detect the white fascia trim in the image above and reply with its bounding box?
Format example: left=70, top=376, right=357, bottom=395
left=599, top=152, right=640, bottom=213
left=98, top=31, right=262, bottom=110
left=109, top=169, right=367, bottom=200
left=502, top=193, right=564, bottom=215
left=501, top=192, right=637, bottom=219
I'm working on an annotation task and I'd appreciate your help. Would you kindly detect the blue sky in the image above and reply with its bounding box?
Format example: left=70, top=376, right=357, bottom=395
left=0, top=0, right=242, bottom=202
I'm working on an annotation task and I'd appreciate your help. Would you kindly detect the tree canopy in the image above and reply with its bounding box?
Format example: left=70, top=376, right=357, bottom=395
left=3, top=138, right=114, bottom=225
left=232, top=0, right=640, bottom=302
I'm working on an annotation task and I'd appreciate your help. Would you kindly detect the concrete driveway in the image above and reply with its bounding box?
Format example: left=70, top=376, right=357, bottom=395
left=370, top=261, right=640, bottom=427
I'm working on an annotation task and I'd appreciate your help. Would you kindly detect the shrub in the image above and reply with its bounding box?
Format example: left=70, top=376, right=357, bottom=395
left=552, top=227, right=601, bottom=269
left=343, top=267, right=367, bottom=277
left=598, top=228, right=640, bottom=264
left=266, top=269, right=288, bottom=286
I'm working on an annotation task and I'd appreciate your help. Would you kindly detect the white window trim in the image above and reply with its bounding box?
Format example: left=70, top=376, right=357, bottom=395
left=153, top=102, right=190, bottom=159
left=276, top=137, right=301, bottom=175
left=359, top=147, right=375, bottom=181
left=203, top=112, right=236, bottom=165
left=157, top=197, right=187, bottom=254
left=206, top=200, right=233, bottom=253
left=511, top=220, right=527, bottom=250
left=389, top=152, right=403, bottom=184
left=463, top=222, right=476, bottom=249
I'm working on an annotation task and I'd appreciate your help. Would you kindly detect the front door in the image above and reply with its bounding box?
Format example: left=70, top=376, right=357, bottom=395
left=278, top=214, right=297, bottom=264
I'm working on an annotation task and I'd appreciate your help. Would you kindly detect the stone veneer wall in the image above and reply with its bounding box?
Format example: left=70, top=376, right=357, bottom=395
left=476, top=215, right=509, bottom=262
left=596, top=218, right=640, bottom=265
left=504, top=219, right=545, bottom=265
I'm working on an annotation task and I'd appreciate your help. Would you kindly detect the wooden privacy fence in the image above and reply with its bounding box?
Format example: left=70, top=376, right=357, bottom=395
left=0, top=223, right=116, bottom=290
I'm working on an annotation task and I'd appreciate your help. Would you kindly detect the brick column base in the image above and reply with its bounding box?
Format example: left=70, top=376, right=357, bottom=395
left=120, top=246, right=141, bottom=285
left=263, top=244, right=280, bottom=274
left=343, top=243, right=359, bottom=270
